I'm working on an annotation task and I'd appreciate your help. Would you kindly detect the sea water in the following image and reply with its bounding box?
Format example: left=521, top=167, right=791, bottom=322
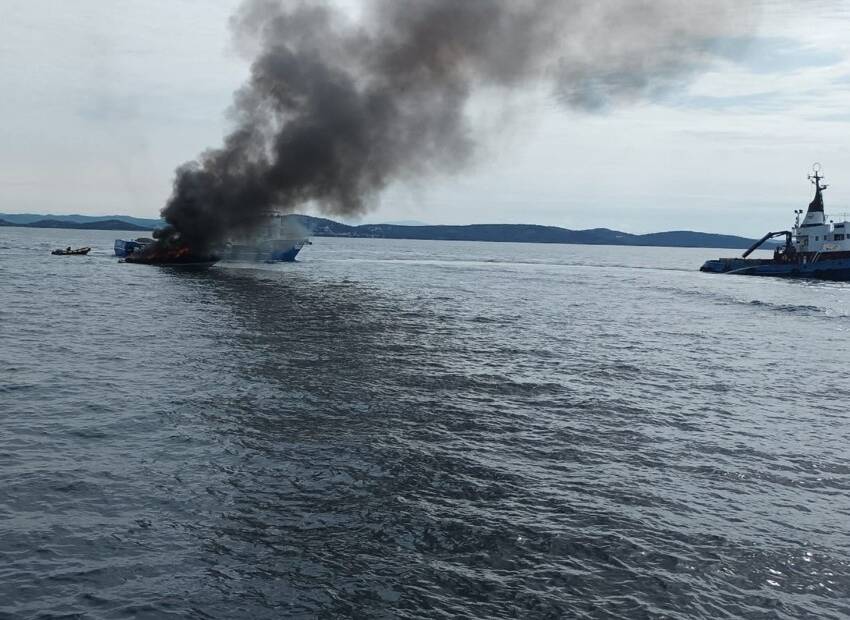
left=1, top=228, right=849, bottom=618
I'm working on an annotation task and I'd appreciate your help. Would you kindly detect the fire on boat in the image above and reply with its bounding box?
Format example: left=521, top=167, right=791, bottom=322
left=122, top=244, right=220, bottom=270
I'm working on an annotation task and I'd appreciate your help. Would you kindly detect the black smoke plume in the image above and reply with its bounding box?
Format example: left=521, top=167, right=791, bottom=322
left=156, top=0, right=751, bottom=252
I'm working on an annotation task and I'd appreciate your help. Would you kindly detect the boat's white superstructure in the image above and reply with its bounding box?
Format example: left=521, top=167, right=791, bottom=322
left=791, top=165, right=850, bottom=255
left=222, top=214, right=311, bottom=263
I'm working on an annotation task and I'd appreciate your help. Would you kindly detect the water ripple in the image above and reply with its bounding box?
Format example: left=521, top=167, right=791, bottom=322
left=2, top=230, right=850, bottom=618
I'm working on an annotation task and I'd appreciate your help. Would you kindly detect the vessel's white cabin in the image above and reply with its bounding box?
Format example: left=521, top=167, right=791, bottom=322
left=792, top=167, right=850, bottom=255
left=794, top=221, right=850, bottom=254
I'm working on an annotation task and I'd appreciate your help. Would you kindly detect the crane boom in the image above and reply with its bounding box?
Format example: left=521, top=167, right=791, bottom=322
left=742, top=231, right=792, bottom=258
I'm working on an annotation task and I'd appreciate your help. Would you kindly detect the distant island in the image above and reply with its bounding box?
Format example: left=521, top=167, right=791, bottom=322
left=0, top=213, right=159, bottom=231
left=0, top=212, right=769, bottom=250
left=0, top=217, right=151, bottom=231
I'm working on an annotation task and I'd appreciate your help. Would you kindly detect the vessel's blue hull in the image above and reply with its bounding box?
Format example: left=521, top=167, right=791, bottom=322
left=269, top=246, right=303, bottom=262
left=701, top=257, right=850, bottom=280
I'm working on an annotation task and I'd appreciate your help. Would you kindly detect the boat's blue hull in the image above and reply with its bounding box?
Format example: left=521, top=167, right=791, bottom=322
left=701, top=257, right=850, bottom=280
left=269, top=246, right=303, bottom=262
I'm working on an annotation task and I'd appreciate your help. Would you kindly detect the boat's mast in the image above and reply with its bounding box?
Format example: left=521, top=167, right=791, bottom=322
left=809, top=164, right=828, bottom=195
left=802, top=163, right=828, bottom=227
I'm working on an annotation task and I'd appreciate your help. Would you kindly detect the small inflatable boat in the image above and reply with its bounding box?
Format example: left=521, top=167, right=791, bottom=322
left=51, top=247, right=91, bottom=256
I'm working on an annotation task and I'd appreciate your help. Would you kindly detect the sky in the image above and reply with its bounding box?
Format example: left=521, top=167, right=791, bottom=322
left=1, top=0, right=850, bottom=236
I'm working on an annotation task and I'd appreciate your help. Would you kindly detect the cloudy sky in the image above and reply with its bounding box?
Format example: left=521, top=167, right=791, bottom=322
left=2, top=0, right=850, bottom=235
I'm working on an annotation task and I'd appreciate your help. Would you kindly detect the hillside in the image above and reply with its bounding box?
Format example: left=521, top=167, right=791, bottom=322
left=0, top=213, right=162, bottom=229
left=286, top=215, right=765, bottom=250
left=0, top=218, right=150, bottom=231
left=0, top=212, right=768, bottom=250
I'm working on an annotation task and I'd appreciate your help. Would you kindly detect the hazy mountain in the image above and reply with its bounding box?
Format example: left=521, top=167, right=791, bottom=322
left=286, top=215, right=767, bottom=249
left=0, top=212, right=769, bottom=250
left=0, top=213, right=162, bottom=229
left=0, top=218, right=151, bottom=231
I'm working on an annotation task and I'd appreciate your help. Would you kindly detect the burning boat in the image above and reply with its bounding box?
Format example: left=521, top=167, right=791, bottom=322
left=701, top=165, right=850, bottom=280
left=116, top=215, right=310, bottom=265
left=122, top=244, right=219, bottom=269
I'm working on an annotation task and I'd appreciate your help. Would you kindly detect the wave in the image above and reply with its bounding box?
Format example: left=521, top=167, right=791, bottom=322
left=655, top=284, right=849, bottom=319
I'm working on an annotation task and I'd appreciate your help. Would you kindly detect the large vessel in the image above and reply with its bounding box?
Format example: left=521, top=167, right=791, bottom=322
left=115, top=215, right=311, bottom=263
left=701, top=165, right=850, bottom=280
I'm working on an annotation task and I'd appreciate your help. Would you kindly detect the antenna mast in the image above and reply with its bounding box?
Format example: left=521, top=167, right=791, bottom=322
left=809, top=162, right=828, bottom=193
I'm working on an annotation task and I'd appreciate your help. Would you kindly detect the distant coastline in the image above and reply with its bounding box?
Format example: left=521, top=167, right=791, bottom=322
left=0, top=213, right=160, bottom=231
left=0, top=212, right=771, bottom=250
left=0, top=218, right=151, bottom=232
